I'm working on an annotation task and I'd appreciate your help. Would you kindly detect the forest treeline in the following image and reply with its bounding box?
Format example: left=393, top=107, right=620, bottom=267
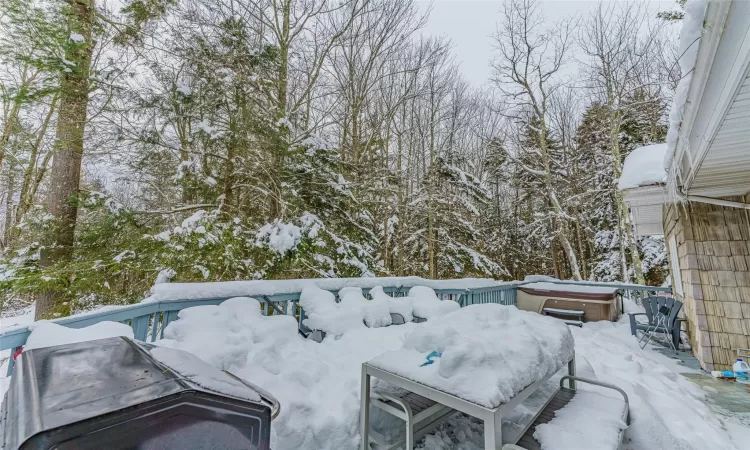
left=0, top=0, right=683, bottom=318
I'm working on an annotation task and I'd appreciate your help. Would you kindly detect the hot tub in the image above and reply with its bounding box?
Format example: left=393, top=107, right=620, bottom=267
left=516, top=282, right=621, bottom=322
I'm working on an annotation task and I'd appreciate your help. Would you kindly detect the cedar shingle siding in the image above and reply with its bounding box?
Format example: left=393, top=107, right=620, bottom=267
left=664, top=199, right=750, bottom=371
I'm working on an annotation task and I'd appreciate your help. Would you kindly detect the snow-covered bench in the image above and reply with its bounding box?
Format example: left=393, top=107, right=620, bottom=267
left=299, top=285, right=459, bottom=342
left=408, top=286, right=460, bottom=322
left=543, top=307, right=584, bottom=327
left=360, top=304, right=629, bottom=450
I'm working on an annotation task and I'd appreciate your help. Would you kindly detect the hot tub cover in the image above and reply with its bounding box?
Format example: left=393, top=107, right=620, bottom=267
left=519, top=282, right=618, bottom=301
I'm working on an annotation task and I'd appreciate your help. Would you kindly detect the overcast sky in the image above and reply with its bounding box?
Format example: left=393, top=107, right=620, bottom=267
left=417, top=0, right=678, bottom=87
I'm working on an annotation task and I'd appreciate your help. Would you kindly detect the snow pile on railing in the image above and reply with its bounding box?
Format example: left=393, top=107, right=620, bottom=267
left=23, top=321, right=133, bottom=350
left=371, top=286, right=414, bottom=322
left=146, top=276, right=502, bottom=302
left=409, top=286, right=460, bottom=319
left=369, top=304, right=574, bottom=409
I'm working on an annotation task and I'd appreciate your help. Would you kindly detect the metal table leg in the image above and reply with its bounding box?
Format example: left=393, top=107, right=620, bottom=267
left=360, top=366, right=371, bottom=450
left=568, top=350, right=576, bottom=390
left=483, top=409, right=503, bottom=450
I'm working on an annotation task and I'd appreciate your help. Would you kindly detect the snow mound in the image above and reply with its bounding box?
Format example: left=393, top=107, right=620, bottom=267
left=369, top=304, right=574, bottom=408
left=300, top=283, right=460, bottom=332
left=371, top=286, right=414, bottom=323
left=533, top=320, right=738, bottom=450
left=23, top=320, right=133, bottom=351
left=154, top=295, right=417, bottom=449
left=300, top=286, right=367, bottom=335
left=618, top=143, right=668, bottom=190
left=300, top=286, right=430, bottom=334
left=161, top=297, right=298, bottom=369
left=409, top=286, right=460, bottom=319
left=534, top=390, right=626, bottom=450
left=151, top=346, right=261, bottom=402
left=340, top=287, right=392, bottom=328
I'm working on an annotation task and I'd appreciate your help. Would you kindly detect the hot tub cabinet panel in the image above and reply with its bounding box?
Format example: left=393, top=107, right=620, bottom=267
left=517, top=286, right=620, bottom=322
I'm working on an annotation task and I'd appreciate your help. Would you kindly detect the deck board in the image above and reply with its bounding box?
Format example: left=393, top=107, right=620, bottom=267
left=516, top=388, right=576, bottom=450
left=383, top=392, right=438, bottom=415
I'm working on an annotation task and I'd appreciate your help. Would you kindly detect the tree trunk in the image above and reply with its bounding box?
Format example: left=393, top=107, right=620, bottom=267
left=2, top=163, right=15, bottom=249
left=0, top=67, right=31, bottom=174
left=269, top=0, right=291, bottom=220
left=427, top=89, right=437, bottom=279
left=13, top=95, right=58, bottom=237
left=623, top=205, right=645, bottom=284
left=540, top=120, right=582, bottom=280
left=557, top=223, right=582, bottom=280
left=551, top=235, right=561, bottom=279
left=616, top=199, right=629, bottom=282
left=574, top=218, right=587, bottom=279
left=36, top=0, right=95, bottom=320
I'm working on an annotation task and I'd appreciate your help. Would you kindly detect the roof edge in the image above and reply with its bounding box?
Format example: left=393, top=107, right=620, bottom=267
left=667, top=1, right=731, bottom=191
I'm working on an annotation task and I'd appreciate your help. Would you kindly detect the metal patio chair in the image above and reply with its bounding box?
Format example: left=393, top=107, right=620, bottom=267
left=629, top=296, right=682, bottom=351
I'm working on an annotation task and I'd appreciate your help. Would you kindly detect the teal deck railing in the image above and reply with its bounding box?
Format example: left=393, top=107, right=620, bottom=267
left=0, top=281, right=671, bottom=376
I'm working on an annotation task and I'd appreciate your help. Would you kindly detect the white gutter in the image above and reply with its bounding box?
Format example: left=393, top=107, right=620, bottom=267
left=664, top=0, right=714, bottom=173
left=686, top=195, right=750, bottom=210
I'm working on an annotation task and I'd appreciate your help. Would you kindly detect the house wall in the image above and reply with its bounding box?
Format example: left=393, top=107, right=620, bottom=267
left=664, top=199, right=750, bottom=371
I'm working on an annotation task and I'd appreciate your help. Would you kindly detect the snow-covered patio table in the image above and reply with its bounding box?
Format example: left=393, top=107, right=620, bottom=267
left=359, top=304, right=576, bottom=450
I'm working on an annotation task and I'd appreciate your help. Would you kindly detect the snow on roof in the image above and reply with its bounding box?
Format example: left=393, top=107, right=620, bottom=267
left=663, top=0, right=708, bottom=171
left=148, top=276, right=502, bottom=302
left=618, top=143, right=669, bottom=190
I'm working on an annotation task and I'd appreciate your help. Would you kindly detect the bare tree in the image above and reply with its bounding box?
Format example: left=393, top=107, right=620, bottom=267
left=491, top=0, right=582, bottom=279
left=578, top=1, right=664, bottom=284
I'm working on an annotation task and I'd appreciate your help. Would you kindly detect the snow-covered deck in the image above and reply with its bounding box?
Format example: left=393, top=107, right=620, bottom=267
left=3, top=278, right=742, bottom=450
left=1, top=298, right=741, bottom=450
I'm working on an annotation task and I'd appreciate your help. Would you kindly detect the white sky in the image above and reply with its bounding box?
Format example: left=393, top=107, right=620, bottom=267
left=417, top=0, right=678, bottom=87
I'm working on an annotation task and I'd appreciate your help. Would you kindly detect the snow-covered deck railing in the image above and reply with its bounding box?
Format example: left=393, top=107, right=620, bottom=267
left=0, top=279, right=670, bottom=376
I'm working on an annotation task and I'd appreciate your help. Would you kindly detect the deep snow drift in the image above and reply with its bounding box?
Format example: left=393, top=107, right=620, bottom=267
left=416, top=320, right=739, bottom=450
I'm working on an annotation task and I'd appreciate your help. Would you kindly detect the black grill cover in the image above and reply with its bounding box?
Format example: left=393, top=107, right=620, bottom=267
left=0, top=336, right=276, bottom=450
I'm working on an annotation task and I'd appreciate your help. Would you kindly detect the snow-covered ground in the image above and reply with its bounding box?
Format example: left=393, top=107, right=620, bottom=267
left=0, top=296, right=746, bottom=450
